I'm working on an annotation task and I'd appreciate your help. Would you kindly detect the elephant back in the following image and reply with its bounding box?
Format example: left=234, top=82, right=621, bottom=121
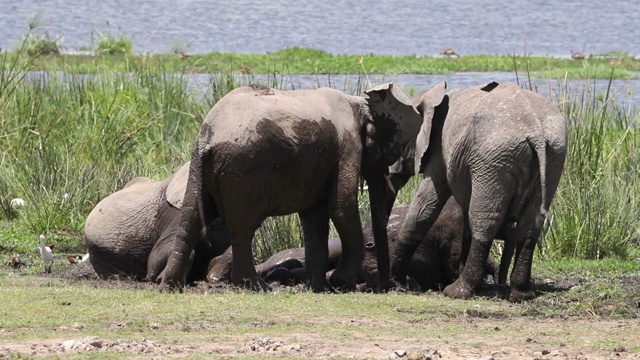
left=84, top=177, right=165, bottom=279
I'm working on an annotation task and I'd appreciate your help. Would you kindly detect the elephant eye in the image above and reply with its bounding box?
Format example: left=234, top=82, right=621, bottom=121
left=365, top=242, right=375, bottom=249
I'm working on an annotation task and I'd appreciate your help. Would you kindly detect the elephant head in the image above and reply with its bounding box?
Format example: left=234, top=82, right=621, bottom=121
left=411, top=81, right=450, bottom=179
left=358, top=82, right=446, bottom=290
left=382, top=81, right=449, bottom=212
left=362, top=83, right=423, bottom=170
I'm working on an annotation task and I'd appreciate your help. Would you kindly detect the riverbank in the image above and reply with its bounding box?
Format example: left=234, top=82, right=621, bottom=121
left=4, top=47, right=639, bottom=79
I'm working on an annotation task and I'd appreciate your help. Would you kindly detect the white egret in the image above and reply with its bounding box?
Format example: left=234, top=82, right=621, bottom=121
left=38, top=235, right=54, bottom=273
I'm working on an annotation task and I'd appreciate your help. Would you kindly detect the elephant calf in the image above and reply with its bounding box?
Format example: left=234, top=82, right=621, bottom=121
left=84, top=163, right=230, bottom=283
left=226, top=200, right=497, bottom=291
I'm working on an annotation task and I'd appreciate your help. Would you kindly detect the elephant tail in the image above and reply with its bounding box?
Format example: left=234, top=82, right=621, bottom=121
left=191, top=132, right=218, bottom=239
left=527, top=135, right=549, bottom=258
left=527, top=135, right=549, bottom=221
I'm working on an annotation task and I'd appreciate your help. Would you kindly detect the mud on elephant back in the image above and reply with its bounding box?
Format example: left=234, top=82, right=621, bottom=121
left=389, top=81, right=567, bottom=302
left=159, top=82, right=445, bottom=292
left=84, top=162, right=230, bottom=283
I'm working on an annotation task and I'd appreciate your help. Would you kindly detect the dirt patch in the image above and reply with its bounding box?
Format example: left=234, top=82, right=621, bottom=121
left=2, top=328, right=638, bottom=359
left=0, top=336, right=193, bottom=358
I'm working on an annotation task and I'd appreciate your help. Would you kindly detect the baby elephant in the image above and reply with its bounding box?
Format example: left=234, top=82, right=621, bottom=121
left=243, top=199, right=497, bottom=291
left=84, top=162, right=230, bottom=283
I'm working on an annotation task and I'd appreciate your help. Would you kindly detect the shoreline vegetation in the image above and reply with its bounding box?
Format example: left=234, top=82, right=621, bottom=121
left=1, top=32, right=639, bottom=266
left=2, top=46, right=640, bottom=79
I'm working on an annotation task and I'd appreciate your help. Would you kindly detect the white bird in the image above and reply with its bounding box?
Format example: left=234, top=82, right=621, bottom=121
left=38, top=235, right=54, bottom=273
left=10, top=198, right=25, bottom=209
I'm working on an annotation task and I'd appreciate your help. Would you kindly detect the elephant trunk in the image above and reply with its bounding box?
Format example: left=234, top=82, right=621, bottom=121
left=365, top=173, right=394, bottom=291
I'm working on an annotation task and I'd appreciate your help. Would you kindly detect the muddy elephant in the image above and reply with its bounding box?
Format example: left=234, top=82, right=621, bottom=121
left=390, top=81, right=567, bottom=302
left=84, top=163, right=230, bottom=282
left=160, top=83, right=444, bottom=292
left=233, top=200, right=497, bottom=291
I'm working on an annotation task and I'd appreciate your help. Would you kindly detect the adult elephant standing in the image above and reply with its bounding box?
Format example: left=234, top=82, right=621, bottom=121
left=391, top=81, right=567, bottom=302
left=160, top=83, right=445, bottom=292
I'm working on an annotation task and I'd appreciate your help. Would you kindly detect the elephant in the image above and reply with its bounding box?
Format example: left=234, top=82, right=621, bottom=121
left=390, top=81, right=567, bottom=302
left=206, top=238, right=342, bottom=286
left=234, top=200, right=497, bottom=290
left=159, top=83, right=444, bottom=292
left=84, top=162, right=230, bottom=282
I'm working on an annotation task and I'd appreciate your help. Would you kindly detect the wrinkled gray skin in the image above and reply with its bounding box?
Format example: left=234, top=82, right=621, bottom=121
left=160, top=83, right=442, bottom=292
left=84, top=163, right=230, bottom=282
left=239, top=201, right=497, bottom=290
left=362, top=201, right=498, bottom=291
left=390, top=81, right=567, bottom=302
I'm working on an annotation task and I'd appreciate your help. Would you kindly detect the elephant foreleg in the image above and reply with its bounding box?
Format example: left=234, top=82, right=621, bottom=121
left=498, top=237, right=515, bottom=284
left=328, top=165, right=363, bottom=291
left=366, top=174, right=394, bottom=291
left=391, top=175, right=450, bottom=286
left=299, top=201, right=330, bottom=292
left=508, top=207, right=544, bottom=302
left=509, top=235, right=537, bottom=302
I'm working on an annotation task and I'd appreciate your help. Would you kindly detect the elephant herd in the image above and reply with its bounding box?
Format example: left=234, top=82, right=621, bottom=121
left=84, top=81, right=567, bottom=302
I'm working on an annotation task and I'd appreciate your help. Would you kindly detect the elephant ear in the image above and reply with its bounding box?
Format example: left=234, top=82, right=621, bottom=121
left=364, top=83, right=422, bottom=166
left=166, top=162, right=191, bottom=209
left=414, top=81, right=447, bottom=175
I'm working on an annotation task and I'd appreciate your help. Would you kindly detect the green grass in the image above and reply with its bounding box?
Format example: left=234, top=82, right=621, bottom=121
left=1, top=41, right=640, bottom=264
left=0, top=259, right=638, bottom=358
left=2, top=46, right=640, bottom=79
left=543, top=78, right=640, bottom=259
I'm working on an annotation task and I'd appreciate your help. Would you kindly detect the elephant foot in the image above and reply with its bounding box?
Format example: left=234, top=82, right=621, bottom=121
left=443, top=279, right=475, bottom=299
left=159, top=279, right=185, bottom=293
left=307, top=276, right=331, bottom=293
left=509, top=287, right=536, bottom=302
left=235, top=276, right=271, bottom=292
left=328, top=269, right=357, bottom=292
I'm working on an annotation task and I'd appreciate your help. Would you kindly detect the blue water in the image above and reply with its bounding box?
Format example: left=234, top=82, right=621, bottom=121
left=1, top=0, right=638, bottom=57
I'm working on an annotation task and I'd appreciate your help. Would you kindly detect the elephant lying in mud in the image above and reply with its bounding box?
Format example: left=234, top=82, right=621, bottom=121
left=83, top=163, right=230, bottom=283
left=207, top=201, right=497, bottom=291
left=389, top=81, right=567, bottom=302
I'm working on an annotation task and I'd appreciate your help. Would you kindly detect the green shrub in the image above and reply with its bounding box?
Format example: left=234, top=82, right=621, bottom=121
left=19, top=31, right=61, bottom=56
left=94, top=29, right=133, bottom=55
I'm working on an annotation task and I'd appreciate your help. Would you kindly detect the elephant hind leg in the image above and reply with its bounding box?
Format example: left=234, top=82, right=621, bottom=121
left=443, top=192, right=510, bottom=299
left=508, top=204, right=545, bottom=302
left=299, top=201, right=330, bottom=292
left=392, top=175, right=450, bottom=286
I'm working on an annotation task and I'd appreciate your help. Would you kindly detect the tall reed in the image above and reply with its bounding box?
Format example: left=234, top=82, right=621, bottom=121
left=544, top=77, right=640, bottom=259
left=2, top=48, right=639, bottom=261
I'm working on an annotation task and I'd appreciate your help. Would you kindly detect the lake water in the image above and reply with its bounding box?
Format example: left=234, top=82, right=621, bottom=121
left=4, top=1, right=640, bottom=107
left=188, top=72, right=640, bottom=109
left=1, top=0, right=638, bottom=57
